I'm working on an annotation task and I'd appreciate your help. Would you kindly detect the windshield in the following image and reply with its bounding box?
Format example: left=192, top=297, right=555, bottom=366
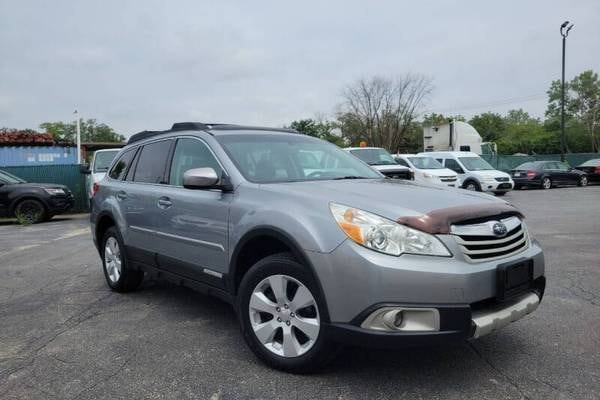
left=458, top=157, right=495, bottom=171
left=216, top=133, right=382, bottom=183
left=349, top=148, right=397, bottom=166
left=0, top=170, right=26, bottom=184
left=93, top=150, right=120, bottom=172
left=407, top=156, right=444, bottom=169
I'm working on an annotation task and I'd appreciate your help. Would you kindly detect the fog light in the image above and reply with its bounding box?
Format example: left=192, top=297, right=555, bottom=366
left=360, top=307, right=440, bottom=332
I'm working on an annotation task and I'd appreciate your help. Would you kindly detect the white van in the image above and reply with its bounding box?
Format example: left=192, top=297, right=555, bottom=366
left=344, top=147, right=412, bottom=180
left=85, top=149, right=121, bottom=200
left=420, top=151, right=513, bottom=196
left=394, top=154, right=458, bottom=187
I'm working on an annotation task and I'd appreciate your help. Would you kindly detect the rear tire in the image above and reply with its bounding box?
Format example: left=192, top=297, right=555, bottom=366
left=237, top=252, right=336, bottom=373
left=14, top=199, right=46, bottom=224
left=101, top=226, right=143, bottom=292
left=541, top=177, right=552, bottom=190
left=578, top=176, right=588, bottom=187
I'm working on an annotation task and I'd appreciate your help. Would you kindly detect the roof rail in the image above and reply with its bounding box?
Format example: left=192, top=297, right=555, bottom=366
left=127, top=130, right=168, bottom=145
left=171, top=122, right=209, bottom=131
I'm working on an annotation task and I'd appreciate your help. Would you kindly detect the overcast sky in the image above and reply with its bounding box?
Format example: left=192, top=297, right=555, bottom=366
left=1, top=0, right=599, bottom=137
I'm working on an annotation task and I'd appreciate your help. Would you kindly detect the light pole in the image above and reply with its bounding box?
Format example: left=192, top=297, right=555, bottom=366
left=74, top=110, right=82, bottom=164
left=560, top=21, right=573, bottom=162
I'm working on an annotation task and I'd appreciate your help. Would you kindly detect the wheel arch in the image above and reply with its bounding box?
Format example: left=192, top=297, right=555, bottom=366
left=228, top=226, right=331, bottom=322
left=9, top=194, right=49, bottom=216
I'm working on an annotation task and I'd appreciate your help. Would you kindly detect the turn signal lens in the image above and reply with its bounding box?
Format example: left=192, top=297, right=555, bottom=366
left=92, top=182, right=100, bottom=197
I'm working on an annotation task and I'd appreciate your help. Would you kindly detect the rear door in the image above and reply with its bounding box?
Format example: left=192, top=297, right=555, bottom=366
left=123, top=139, right=174, bottom=265
left=154, top=136, right=232, bottom=287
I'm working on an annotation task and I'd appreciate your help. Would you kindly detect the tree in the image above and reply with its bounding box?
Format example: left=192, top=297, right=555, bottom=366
left=288, top=119, right=345, bottom=147
left=337, top=74, right=432, bottom=153
left=569, top=70, right=600, bottom=152
left=40, top=119, right=125, bottom=143
left=496, top=109, right=559, bottom=154
left=545, top=70, right=600, bottom=153
left=469, top=112, right=505, bottom=142
left=421, top=113, right=465, bottom=127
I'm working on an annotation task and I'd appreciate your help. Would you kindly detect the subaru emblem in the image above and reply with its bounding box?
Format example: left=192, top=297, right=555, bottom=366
left=492, top=222, right=508, bottom=237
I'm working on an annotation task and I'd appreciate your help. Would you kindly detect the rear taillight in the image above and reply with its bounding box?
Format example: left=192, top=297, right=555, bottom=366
left=595, top=166, right=600, bottom=174
left=92, top=182, right=100, bottom=196
left=526, top=171, right=536, bottom=178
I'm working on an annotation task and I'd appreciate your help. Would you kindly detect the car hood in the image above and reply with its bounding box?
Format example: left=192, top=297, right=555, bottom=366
left=14, top=182, right=70, bottom=190
left=372, top=164, right=410, bottom=171
left=468, top=169, right=511, bottom=178
left=419, top=168, right=457, bottom=177
left=260, top=179, right=506, bottom=220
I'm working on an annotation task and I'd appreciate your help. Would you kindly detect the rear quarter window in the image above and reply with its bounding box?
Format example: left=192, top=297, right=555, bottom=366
left=108, top=149, right=136, bottom=181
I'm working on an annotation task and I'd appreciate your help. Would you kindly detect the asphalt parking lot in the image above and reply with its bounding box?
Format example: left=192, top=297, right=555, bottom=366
left=1, top=186, right=599, bottom=400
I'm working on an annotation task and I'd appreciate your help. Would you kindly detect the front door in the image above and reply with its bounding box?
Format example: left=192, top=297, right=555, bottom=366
left=154, top=137, right=232, bottom=287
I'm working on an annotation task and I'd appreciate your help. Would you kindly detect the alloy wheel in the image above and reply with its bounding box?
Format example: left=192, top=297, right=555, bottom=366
left=248, top=274, right=320, bottom=358
left=104, top=237, right=122, bottom=283
left=580, top=176, right=588, bottom=186
left=466, top=183, right=477, bottom=191
left=543, top=178, right=551, bottom=189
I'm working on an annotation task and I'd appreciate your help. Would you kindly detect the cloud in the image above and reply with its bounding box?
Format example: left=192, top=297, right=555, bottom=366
left=0, top=0, right=599, bottom=136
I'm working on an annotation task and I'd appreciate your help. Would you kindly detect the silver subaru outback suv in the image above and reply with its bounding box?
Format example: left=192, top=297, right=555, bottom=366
left=91, top=122, right=545, bottom=372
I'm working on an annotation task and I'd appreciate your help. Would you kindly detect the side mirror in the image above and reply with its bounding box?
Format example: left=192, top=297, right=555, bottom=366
left=80, top=165, right=91, bottom=175
left=183, top=167, right=222, bottom=189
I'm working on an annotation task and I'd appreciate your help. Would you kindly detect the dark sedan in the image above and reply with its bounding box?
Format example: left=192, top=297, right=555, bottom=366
left=575, top=158, right=600, bottom=184
left=511, top=161, right=588, bottom=190
left=0, top=169, right=74, bottom=223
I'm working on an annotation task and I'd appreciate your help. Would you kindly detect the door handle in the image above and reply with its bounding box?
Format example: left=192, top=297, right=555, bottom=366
left=157, top=197, right=172, bottom=209
left=116, top=191, right=127, bottom=200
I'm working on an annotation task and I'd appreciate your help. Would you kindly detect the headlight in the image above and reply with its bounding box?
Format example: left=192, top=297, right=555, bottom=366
left=329, top=203, right=451, bottom=257
left=44, top=188, right=65, bottom=195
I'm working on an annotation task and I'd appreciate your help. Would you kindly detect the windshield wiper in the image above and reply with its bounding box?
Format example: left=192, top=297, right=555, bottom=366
left=333, top=176, right=369, bottom=180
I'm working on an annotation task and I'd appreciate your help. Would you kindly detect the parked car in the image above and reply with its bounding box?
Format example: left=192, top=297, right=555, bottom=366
left=394, top=154, right=458, bottom=187
left=83, top=149, right=121, bottom=201
left=575, top=158, right=600, bottom=184
left=344, top=147, right=412, bottom=179
left=91, top=123, right=545, bottom=372
left=0, top=169, right=74, bottom=223
left=421, top=151, right=513, bottom=196
left=511, top=161, right=588, bottom=189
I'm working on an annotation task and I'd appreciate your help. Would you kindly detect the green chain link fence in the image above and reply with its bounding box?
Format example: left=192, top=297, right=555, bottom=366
left=2, top=164, right=89, bottom=213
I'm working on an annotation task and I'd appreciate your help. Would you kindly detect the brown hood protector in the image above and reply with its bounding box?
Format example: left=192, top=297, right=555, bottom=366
left=397, top=203, right=524, bottom=235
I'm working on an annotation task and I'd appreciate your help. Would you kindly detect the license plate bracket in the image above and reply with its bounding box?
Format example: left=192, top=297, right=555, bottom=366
left=496, top=259, right=533, bottom=301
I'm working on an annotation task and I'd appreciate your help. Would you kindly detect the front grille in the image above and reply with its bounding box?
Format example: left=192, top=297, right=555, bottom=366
left=382, top=170, right=411, bottom=179
left=451, top=216, right=529, bottom=262
left=495, top=177, right=509, bottom=182
left=440, top=176, right=457, bottom=182
left=497, top=183, right=512, bottom=189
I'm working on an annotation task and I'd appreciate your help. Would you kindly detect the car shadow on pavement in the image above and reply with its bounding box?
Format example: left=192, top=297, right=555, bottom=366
left=131, top=277, right=530, bottom=381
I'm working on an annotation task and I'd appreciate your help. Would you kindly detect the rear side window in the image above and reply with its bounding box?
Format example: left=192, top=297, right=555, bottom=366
left=108, top=149, right=136, bottom=181
left=169, top=138, right=223, bottom=186
left=133, top=140, right=172, bottom=184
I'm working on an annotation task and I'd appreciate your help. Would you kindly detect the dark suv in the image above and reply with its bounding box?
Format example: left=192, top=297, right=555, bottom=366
left=91, top=122, right=545, bottom=372
left=0, top=169, right=74, bottom=223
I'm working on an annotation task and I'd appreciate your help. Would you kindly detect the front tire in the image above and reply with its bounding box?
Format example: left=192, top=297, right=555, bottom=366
left=101, top=226, right=143, bottom=292
left=14, top=199, right=46, bottom=224
left=237, top=253, right=335, bottom=373
left=463, top=180, right=481, bottom=191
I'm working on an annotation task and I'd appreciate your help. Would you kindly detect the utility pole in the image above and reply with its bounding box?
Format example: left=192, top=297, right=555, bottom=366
left=74, top=110, right=82, bottom=164
left=560, top=21, right=574, bottom=162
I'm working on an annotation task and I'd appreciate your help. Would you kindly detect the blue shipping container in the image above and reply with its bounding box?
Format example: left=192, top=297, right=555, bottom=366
left=0, top=146, right=78, bottom=166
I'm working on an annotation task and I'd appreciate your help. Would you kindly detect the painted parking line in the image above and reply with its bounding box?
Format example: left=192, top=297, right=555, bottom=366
left=0, top=227, right=90, bottom=258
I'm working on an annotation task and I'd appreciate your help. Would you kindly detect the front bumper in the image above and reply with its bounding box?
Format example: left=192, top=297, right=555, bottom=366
left=323, top=283, right=544, bottom=348
left=308, top=236, right=545, bottom=346
left=480, top=180, right=513, bottom=192
left=47, top=195, right=74, bottom=213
